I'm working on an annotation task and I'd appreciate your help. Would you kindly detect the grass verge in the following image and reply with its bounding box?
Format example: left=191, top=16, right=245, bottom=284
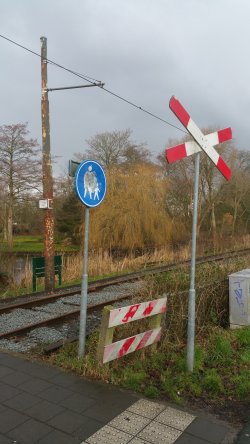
left=0, top=235, right=79, bottom=252
left=48, top=327, right=249, bottom=410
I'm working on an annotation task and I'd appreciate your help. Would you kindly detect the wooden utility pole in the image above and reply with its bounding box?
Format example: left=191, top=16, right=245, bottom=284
left=41, top=36, right=55, bottom=292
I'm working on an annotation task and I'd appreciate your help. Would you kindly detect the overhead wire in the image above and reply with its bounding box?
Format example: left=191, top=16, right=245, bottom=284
left=0, top=33, right=187, bottom=135
left=0, top=34, right=100, bottom=83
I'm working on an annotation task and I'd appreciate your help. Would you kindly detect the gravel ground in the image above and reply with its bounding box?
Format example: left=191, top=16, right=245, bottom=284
left=0, top=281, right=145, bottom=353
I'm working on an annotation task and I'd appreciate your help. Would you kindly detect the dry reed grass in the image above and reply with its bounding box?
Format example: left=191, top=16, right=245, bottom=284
left=2, top=233, right=250, bottom=297
left=62, top=246, right=192, bottom=283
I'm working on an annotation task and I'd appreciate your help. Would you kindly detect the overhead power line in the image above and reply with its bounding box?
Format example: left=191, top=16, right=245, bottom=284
left=0, top=34, right=100, bottom=83
left=0, top=33, right=187, bottom=135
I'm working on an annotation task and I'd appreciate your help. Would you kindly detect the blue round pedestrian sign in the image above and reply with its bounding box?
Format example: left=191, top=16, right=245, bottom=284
left=74, top=160, right=106, bottom=208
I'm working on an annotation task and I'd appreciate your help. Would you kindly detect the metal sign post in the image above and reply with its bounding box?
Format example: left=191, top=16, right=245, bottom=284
left=187, top=152, right=200, bottom=372
left=166, top=96, right=232, bottom=372
left=78, top=206, right=90, bottom=359
left=74, top=160, right=107, bottom=359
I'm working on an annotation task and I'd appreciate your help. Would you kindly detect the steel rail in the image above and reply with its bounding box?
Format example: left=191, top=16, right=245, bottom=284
left=43, top=335, right=79, bottom=354
left=0, top=294, right=130, bottom=340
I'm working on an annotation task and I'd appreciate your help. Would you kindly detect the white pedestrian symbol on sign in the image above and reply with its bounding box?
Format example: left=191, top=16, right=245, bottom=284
left=83, top=165, right=99, bottom=199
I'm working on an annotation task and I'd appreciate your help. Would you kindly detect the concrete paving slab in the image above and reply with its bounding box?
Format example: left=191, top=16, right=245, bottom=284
left=37, top=384, right=73, bottom=402
left=48, top=409, right=88, bottom=434
left=155, top=406, right=195, bottom=430
left=0, top=365, right=15, bottom=378
left=186, top=417, right=231, bottom=443
left=24, top=399, right=65, bottom=422
left=109, top=410, right=151, bottom=434
left=59, top=392, right=97, bottom=413
left=138, top=420, right=182, bottom=443
left=128, top=439, right=149, bottom=444
left=127, top=399, right=166, bottom=419
left=37, top=429, right=80, bottom=444
left=24, top=363, right=62, bottom=379
left=3, top=391, right=41, bottom=410
left=73, top=418, right=104, bottom=442
left=16, top=360, right=61, bottom=379
left=48, top=372, right=80, bottom=387
left=7, top=418, right=53, bottom=444
left=0, top=407, right=30, bottom=434
left=85, top=424, right=133, bottom=443
left=0, top=381, right=21, bottom=402
left=1, top=370, right=33, bottom=387
left=67, top=379, right=108, bottom=399
left=83, top=401, right=134, bottom=423
left=0, top=434, right=13, bottom=444
left=21, top=377, right=53, bottom=394
left=175, top=434, right=212, bottom=443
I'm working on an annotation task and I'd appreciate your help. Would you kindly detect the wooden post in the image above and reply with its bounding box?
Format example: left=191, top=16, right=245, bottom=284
left=40, top=36, right=55, bottom=293
left=149, top=313, right=163, bottom=352
left=97, top=305, right=115, bottom=364
left=149, top=294, right=167, bottom=329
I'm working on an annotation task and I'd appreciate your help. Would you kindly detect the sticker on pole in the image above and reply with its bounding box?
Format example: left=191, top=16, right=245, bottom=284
left=74, top=160, right=106, bottom=207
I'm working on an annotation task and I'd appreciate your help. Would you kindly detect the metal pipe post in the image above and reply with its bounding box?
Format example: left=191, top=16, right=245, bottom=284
left=187, top=152, right=200, bottom=372
left=78, top=207, right=90, bottom=358
left=41, top=36, right=55, bottom=293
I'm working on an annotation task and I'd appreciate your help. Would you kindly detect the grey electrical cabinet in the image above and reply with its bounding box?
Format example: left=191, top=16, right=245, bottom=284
left=228, top=269, right=250, bottom=329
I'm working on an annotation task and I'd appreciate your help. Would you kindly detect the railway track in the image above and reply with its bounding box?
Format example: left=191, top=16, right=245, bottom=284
left=0, top=247, right=249, bottom=353
left=0, top=282, right=143, bottom=352
left=2, top=246, right=250, bottom=311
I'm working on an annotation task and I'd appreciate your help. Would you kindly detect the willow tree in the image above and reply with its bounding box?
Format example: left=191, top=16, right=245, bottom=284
left=85, top=163, right=172, bottom=250
left=0, top=123, right=41, bottom=248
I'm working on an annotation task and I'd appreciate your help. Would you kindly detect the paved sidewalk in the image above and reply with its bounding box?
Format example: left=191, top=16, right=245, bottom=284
left=0, top=351, right=242, bottom=443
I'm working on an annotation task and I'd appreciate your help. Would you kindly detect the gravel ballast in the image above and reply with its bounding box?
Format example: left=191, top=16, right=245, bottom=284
left=0, top=281, right=145, bottom=353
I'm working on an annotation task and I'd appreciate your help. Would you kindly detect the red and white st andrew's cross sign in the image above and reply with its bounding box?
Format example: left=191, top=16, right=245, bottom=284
left=166, top=96, right=232, bottom=181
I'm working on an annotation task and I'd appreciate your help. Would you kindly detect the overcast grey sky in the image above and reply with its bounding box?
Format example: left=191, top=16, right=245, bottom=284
left=0, top=0, right=249, bottom=175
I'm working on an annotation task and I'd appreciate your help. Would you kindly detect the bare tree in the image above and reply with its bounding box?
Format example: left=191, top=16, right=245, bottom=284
left=122, top=144, right=151, bottom=166
left=159, top=128, right=236, bottom=243
left=220, top=149, right=250, bottom=234
left=75, top=129, right=150, bottom=168
left=0, top=123, right=41, bottom=247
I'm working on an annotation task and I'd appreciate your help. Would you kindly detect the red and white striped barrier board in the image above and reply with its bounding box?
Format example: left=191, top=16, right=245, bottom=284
left=98, top=296, right=167, bottom=364
left=166, top=127, right=232, bottom=164
left=108, top=297, right=167, bottom=327
left=169, top=96, right=232, bottom=181
left=103, top=327, right=162, bottom=363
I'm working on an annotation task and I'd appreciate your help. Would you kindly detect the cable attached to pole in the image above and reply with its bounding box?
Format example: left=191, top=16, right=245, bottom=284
left=0, top=33, right=187, bottom=135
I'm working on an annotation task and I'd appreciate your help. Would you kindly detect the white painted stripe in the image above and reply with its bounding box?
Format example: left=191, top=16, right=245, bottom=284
left=186, top=130, right=221, bottom=156
left=167, top=128, right=231, bottom=163
left=185, top=140, right=201, bottom=156
left=187, top=118, right=220, bottom=165
left=207, top=131, right=219, bottom=146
